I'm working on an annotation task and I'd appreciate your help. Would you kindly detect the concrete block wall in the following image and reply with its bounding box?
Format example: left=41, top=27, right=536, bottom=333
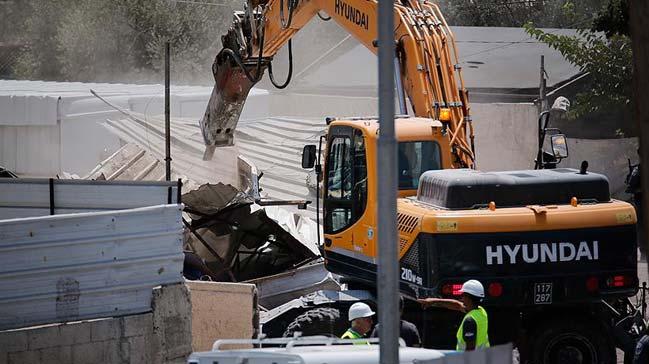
left=0, top=282, right=258, bottom=364
left=0, top=284, right=192, bottom=364
left=0, top=313, right=159, bottom=364
left=0, top=312, right=153, bottom=364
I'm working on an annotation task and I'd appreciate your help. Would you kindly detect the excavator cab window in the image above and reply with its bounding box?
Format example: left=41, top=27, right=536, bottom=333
left=324, top=127, right=367, bottom=234
left=398, top=141, right=442, bottom=190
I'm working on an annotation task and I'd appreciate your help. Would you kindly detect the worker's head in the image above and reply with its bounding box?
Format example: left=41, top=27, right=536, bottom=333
left=348, top=302, right=375, bottom=335
left=459, top=279, right=484, bottom=309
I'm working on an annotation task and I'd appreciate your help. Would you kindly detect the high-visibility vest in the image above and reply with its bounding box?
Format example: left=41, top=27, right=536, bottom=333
left=341, top=328, right=369, bottom=345
left=456, top=306, right=490, bottom=351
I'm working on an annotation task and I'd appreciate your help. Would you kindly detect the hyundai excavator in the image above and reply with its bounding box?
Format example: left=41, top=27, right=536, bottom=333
left=199, top=0, right=645, bottom=362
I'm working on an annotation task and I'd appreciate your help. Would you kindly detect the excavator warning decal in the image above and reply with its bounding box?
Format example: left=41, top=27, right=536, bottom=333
left=334, top=0, right=369, bottom=30
left=437, top=221, right=458, bottom=232
left=616, top=212, right=633, bottom=224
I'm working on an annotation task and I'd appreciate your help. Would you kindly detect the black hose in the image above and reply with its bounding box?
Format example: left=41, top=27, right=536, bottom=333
left=317, top=11, right=331, bottom=21
left=220, top=49, right=259, bottom=83
left=221, top=20, right=266, bottom=84
left=268, top=40, right=293, bottom=89
left=280, top=0, right=298, bottom=28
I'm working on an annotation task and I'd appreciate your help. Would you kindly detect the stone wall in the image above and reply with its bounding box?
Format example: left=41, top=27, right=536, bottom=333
left=0, top=282, right=257, bottom=364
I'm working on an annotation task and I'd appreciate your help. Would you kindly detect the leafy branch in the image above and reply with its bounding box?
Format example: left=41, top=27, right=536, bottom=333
left=524, top=21, right=632, bottom=118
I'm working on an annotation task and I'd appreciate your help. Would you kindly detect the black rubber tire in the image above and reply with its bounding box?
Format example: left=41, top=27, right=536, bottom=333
left=282, top=307, right=348, bottom=338
left=530, top=320, right=616, bottom=364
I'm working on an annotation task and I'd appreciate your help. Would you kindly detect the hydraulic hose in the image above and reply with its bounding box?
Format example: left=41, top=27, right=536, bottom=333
left=221, top=17, right=266, bottom=84
left=317, top=11, right=331, bottom=21
left=268, top=40, right=293, bottom=89
left=280, top=0, right=298, bottom=28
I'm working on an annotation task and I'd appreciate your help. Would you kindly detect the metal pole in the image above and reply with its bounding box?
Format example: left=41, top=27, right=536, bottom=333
left=165, top=41, right=172, bottom=181
left=535, top=55, right=547, bottom=169
left=377, top=0, right=398, bottom=363
left=538, top=55, right=546, bottom=114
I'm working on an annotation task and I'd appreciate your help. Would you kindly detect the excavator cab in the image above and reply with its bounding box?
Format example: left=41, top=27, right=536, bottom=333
left=302, top=116, right=451, bottom=268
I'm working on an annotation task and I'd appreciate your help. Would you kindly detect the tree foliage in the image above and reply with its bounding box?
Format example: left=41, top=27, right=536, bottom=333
left=5, top=0, right=234, bottom=83
left=524, top=0, right=632, bottom=118
left=592, top=0, right=629, bottom=37
left=437, top=0, right=605, bottom=28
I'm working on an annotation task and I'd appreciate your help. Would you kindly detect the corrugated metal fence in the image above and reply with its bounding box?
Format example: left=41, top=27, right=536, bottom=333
left=0, top=178, right=180, bottom=220
left=0, top=204, right=184, bottom=330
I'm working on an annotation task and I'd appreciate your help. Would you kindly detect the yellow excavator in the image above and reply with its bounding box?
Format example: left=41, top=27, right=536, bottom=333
left=199, top=0, right=644, bottom=362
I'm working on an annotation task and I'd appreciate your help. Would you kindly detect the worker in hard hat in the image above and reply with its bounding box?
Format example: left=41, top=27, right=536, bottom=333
left=418, top=279, right=490, bottom=351
left=341, top=302, right=375, bottom=341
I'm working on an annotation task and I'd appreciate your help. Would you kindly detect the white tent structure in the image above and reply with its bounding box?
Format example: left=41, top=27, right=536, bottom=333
left=0, top=80, right=270, bottom=177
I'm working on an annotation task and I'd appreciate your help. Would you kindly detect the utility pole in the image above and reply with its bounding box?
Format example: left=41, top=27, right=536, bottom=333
left=538, top=55, right=547, bottom=114
left=165, top=41, right=172, bottom=182
left=630, top=0, right=649, bottom=277
left=536, top=55, right=547, bottom=169
left=377, top=0, right=399, bottom=362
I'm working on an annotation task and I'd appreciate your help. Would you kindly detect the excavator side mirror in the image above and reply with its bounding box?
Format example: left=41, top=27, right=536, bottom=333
left=550, top=134, right=569, bottom=159
left=302, top=145, right=317, bottom=169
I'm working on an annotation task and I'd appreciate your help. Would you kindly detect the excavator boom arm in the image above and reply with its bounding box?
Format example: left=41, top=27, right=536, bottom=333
left=201, top=0, right=475, bottom=167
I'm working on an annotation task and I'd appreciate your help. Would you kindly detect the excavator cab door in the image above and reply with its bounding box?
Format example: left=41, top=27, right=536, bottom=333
left=322, top=125, right=371, bottom=260
left=323, top=126, right=355, bottom=234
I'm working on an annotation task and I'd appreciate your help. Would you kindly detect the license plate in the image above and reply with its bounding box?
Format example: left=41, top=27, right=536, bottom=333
left=534, top=282, right=553, bottom=304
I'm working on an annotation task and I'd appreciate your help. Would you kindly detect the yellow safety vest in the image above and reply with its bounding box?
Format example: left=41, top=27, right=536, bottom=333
left=456, top=306, right=490, bottom=351
left=341, top=328, right=369, bottom=345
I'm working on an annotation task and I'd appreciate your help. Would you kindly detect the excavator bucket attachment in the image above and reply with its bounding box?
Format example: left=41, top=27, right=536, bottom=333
left=200, top=50, right=266, bottom=160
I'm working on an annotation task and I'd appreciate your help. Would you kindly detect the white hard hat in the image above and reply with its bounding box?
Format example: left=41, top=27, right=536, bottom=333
left=348, top=302, right=375, bottom=321
left=459, top=279, right=485, bottom=298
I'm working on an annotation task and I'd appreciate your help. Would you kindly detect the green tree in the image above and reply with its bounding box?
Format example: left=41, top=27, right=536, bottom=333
left=437, top=0, right=605, bottom=28
left=0, top=0, right=32, bottom=44
left=13, top=0, right=72, bottom=80
left=112, top=0, right=227, bottom=80
left=524, top=0, right=632, bottom=118
left=10, top=0, right=235, bottom=83
left=54, top=0, right=133, bottom=81
left=593, top=0, right=629, bottom=37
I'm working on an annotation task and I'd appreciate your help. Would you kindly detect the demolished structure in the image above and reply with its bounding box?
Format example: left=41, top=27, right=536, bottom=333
left=80, top=139, right=332, bottom=311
